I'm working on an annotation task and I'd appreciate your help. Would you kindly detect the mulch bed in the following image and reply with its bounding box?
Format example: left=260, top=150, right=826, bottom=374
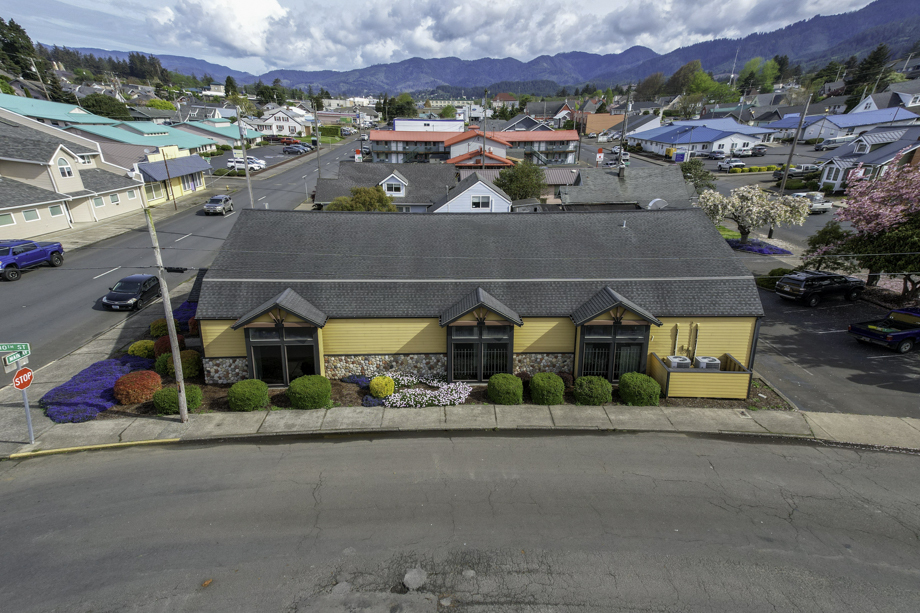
left=860, top=286, right=919, bottom=310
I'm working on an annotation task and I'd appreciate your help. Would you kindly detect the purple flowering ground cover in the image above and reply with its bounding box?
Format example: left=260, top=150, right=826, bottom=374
left=172, top=301, right=197, bottom=332
left=40, top=355, right=154, bottom=423
left=726, top=239, right=792, bottom=256
left=342, top=374, right=371, bottom=388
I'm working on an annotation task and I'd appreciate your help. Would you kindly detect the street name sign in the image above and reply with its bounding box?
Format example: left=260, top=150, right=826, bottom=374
left=0, top=343, right=29, bottom=352
left=3, top=349, right=30, bottom=366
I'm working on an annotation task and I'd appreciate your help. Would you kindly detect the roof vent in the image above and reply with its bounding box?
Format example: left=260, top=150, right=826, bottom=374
left=647, top=198, right=669, bottom=210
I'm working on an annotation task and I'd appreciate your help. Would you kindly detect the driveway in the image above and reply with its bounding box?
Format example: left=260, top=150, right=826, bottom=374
left=755, top=288, right=920, bottom=417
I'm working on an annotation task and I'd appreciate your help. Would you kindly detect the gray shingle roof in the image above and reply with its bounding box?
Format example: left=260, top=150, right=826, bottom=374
left=440, top=287, right=523, bottom=326
left=314, top=162, right=458, bottom=205
left=0, top=116, right=96, bottom=163
left=137, top=155, right=212, bottom=182
left=571, top=287, right=662, bottom=326
left=886, top=79, right=920, bottom=95
left=77, top=168, right=143, bottom=195
left=197, top=209, right=762, bottom=321
left=429, top=171, right=511, bottom=212
left=818, top=126, right=920, bottom=165
left=231, top=288, right=327, bottom=329
left=0, top=176, right=70, bottom=210
left=560, top=166, right=695, bottom=208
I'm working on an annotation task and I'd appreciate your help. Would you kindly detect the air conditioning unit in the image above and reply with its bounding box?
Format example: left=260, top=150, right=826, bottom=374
left=694, top=356, right=721, bottom=370
left=666, top=355, right=691, bottom=369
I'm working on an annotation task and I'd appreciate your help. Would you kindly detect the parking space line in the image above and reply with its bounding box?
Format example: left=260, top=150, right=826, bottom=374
left=815, top=330, right=847, bottom=334
left=866, top=354, right=911, bottom=359
left=258, top=196, right=266, bottom=201
left=223, top=212, right=236, bottom=218
left=174, top=233, right=193, bottom=242
left=92, top=266, right=121, bottom=279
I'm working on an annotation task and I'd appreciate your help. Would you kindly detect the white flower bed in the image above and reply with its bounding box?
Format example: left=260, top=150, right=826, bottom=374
left=376, top=372, right=471, bottom=408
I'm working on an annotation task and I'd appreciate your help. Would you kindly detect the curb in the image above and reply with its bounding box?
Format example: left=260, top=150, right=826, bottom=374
left=752, top=370, right=801, bottom=412
left=5, top=427, right=918, bottom=462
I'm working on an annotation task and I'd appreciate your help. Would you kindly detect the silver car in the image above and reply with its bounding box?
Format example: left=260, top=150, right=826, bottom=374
left=203, top=195, right=234, bottom=216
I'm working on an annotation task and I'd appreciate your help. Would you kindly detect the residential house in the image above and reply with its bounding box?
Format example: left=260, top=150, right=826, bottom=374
left=8, top=78, right=51, bottom=100
left=128, top=105, right=180, bottom=124
left=492, top=93, right=518, bottom=109
left=848, top=90, right=920, bottom=114
left=178, top=101, right=238, bottom=121
left=817, top=96, right=850, bottom=115
left=816, top=125, right=920, bottom=192
left=884, top=78, right=920, bottom=97
left=195, top=208, right=763, bottom=400
left=889, top=57, right=920, bottom=80
left=808, top=107, right=920, bottom=141
left=313, top=162, right=459, bottom=212
left=0, top=93, right=118, bottom=127
left=497, top=114, right=553, bottom=132
left=821, top=80, right=846, bottom=97
left=760, top=114, right=824, bottom=139
left=0, top=109, right=146, bottom=239
left=173, top=119, right=263, bottom=147
left=524, top=100, right=575, bottom=127
left=459, top=167, right=579, bottom=202
left=610, top=100, right=661, bottom=117
left=558, top=166, right=697, bottom=210
left=135, top=147, right=213, bottom=206
left=428, top=172, right=512, bottom=213
left=614, top=113, right=660, bottom=138
left=244, top=108, right=312, bottom=137
left=200, top=83, right=226, bottom=99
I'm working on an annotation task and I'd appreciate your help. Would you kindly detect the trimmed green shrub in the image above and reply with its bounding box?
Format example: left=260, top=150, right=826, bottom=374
left=213, top=168, right=230, bottom=176
left=228, top=379, right=270, bottom=411
left=166, top=349, right=202, bottom=378
left=573, top=376, right=613, bottom=405
left=128, top=340, right=155, bottom=359
left=154, top=352, right=172, bottom=376
left=617, top=372, right=661, bottom=406
left=150, top=317, right=180, bottom=338
left=113, top=370, right=162, bottom=405
left=154, top=334, right=185, bottom=357
left=765, top=165, right=778, bottom=171
left=370, top=375, right=395, bottom=398
left=729, top=168, right=742, bottom=173
left=805, top=180, right=820, bottom=191
left=530, top=372, right=564, bottom=404
left=153, top=384, right=203, bottom=415
left=288, top=375, right=332, bottom=409
left=488, top=373, right=523, bottom=405
left=756, top=267, right=793, bottom=290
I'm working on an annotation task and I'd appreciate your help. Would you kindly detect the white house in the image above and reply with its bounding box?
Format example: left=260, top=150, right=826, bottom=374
left=393, top=118, right=465, bottom=132
left=246, top=108, right=312, bottom=136
left=429, top=172, right=512, bottom=213
left=816, top=125, right=920, bottom=192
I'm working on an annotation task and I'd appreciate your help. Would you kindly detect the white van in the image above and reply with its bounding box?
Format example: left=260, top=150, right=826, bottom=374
left=815, top=135, right=857, bottom=151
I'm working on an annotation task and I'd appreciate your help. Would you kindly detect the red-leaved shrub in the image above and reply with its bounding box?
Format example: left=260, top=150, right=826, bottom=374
left=188, top=317, right=199, bottom=337
left=113, top=370, right=162, bottom=405
left=153, top=334, right=185, bottom=357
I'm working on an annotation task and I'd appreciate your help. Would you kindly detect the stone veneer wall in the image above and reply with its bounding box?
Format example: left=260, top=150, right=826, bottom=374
left=513, top=353, right=574, bottom=375
left=204, top=357, right=249, bottom=384
left=324, top=354, right=447, bottom=379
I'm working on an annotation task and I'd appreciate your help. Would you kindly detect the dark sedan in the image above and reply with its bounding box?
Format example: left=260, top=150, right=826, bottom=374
left=101, top=274, right=160, bottom=311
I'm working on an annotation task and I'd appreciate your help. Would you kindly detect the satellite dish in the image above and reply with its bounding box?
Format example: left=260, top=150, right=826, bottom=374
left=647, top=198, right=669, bottom=210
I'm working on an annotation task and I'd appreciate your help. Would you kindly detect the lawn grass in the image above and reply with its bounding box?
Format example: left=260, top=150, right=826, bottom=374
left=717, top=225, right=741, bottom=239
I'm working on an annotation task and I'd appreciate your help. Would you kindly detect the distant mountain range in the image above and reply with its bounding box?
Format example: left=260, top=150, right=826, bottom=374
left=53, top=0, right=920, bottom=95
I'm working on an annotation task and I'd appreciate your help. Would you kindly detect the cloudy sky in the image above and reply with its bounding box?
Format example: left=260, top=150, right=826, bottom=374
left=4, top=0, right=874, bottom=75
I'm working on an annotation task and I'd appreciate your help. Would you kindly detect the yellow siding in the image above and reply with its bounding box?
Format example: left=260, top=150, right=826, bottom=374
left=317, top=327, right=325, bottom=376
left=648, top=355, right=668, bottom=392
left=666, top=372, right=750, bottom=399
left=514, top=318, right=576, bottom=353
left=201, top=320, right=246, bottom=357
left=322, top=318, right=446, bottom=354
left=249, top=311, right=306, bottom=324
left=649, top=317, right=757, bottom=368
left=455, top=309, right=508, bottom=322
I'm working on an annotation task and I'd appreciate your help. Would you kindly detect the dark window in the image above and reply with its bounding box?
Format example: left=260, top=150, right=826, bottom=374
left=447, top=323, right=514, bottom=382
left=252, top=345, right=284, bottom=385
left=578, top=324, right=650, bottom=382
left=247, top=325, right=318, bottom=385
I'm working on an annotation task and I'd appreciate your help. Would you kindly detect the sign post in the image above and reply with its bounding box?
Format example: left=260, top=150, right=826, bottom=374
left=596, top=148, right=604, bottom=167
left=3, top=344, right=34, bottom=444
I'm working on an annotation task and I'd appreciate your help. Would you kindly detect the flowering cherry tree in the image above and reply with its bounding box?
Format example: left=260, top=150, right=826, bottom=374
left=835, top=153, right=920, bottom=298
left=697, top=185, right=810, bottom=244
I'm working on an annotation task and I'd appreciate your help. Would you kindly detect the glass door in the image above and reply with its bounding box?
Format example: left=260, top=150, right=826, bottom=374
left=252, top=345, right=284, bottom=385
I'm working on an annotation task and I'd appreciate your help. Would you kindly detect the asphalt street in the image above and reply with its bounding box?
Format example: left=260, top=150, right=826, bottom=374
left=1, top=435, right=919, bottom=612
left=0, top=138, right=360, bottom=386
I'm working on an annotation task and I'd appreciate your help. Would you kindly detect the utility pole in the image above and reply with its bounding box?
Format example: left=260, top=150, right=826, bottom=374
left=772, top=93, right=812, bottom=239
left=142, top=205, right=188, bottom=423
left=314, top=110, right=321, bottom=179
left=28, top=58, right=50, bottom=100
left=235, top=105, right=256, bottom=209
left=618, top=88, right=632, bottom=167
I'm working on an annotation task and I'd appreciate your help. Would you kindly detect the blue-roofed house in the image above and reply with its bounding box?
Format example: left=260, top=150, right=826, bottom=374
left=768, top=108, right=920, bottom=142
left=172, top=119, right=263, bottom=147
left=628, top=120, right=774, bottom=160
left=0, top=93, right=119, bottom=127
left=815, top=125, right=920, bottom=192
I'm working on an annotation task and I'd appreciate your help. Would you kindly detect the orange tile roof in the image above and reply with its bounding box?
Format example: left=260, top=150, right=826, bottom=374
left=443, top=130, right=513, bottom=148
left=369, top=130, right=463, bottom=142
left=445, top=149, right=514, bottom=166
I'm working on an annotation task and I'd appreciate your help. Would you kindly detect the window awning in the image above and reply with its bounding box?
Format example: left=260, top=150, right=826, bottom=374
left=440, top=287, right=523, bottom=326
left=231, top=288, right=327, bottom=329
left=571, top=287, right=662, bottom=327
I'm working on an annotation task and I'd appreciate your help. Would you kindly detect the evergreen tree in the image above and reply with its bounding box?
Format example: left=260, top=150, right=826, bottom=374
left=664, top=60, right=702, bottom=95
left=846, top=44, right=892, bottom=95
left=224, top=76, right=238, bottom=96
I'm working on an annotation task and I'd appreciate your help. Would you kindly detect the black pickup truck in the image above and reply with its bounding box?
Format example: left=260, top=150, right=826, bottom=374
left=848, top=308, right=920, bottom=353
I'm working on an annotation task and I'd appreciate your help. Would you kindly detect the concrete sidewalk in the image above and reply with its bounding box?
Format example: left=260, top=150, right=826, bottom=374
left=7, top=402, right=920, bottom=460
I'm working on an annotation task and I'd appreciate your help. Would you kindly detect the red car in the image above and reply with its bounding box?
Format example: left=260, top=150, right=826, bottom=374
left=279, top=137, right=299, bottom=145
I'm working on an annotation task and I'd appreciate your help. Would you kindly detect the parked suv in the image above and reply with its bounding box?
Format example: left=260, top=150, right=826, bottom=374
left=202, top=194, right=233, bottom=215
left=751, top=145, right=768, bottom=156
left=775, top=270, right=865, bottom=307
left=773, top=164, right=819, bottom=180
left=708, top=150, right=726, bottom=160
left=283, top=145, right=305, bottom=154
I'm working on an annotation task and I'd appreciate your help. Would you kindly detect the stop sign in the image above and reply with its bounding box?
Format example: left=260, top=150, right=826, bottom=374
left=13, top=367, right=33, bottom=390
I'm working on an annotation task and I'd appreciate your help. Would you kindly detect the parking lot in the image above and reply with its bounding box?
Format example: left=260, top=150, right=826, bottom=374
left=207, top=143, right=314, bottom=172
left=755, top=288, right=920, bottom=418
left=694, top=142, right=828, bottom=174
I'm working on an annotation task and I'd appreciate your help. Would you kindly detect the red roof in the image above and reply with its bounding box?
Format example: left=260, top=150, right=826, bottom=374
left=370, top=129, right=579, bottom=145
left=445, top=149, right=514, bottom=167
left=493, top=92, right=517, bottom=102
left=443, top=130, right=513, bottom=148
left=369, top=130, right=463, bottom=142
